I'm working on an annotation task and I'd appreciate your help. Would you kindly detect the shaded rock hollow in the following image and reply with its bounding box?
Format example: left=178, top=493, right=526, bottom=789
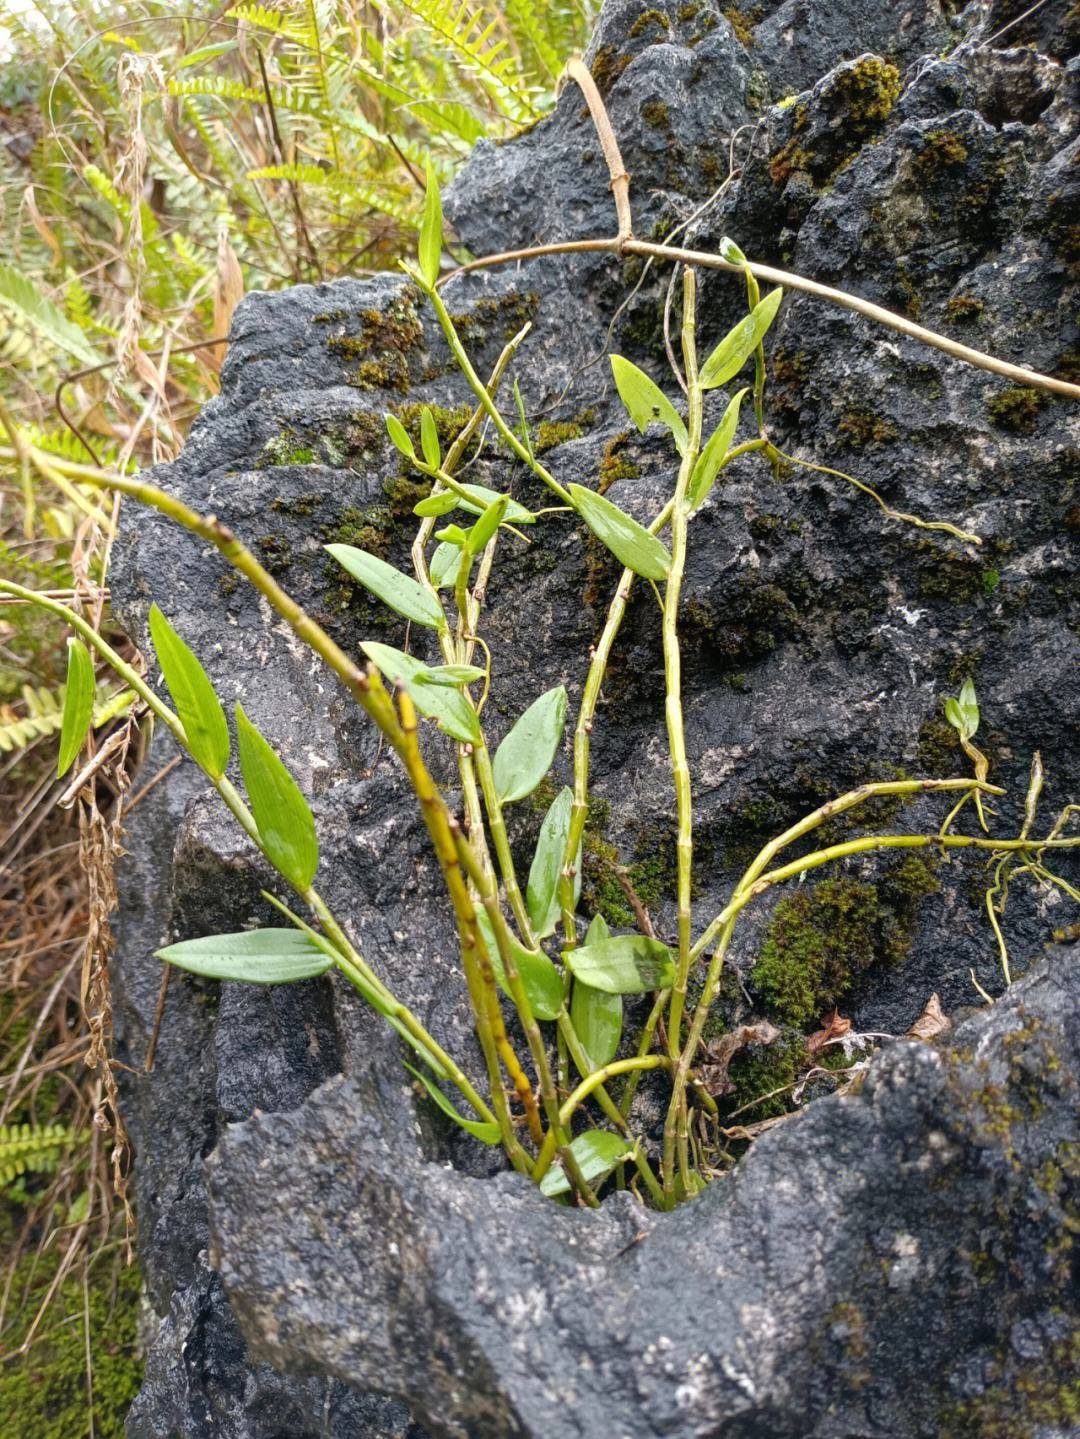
left=111, top=1, right=1080, bottom=1434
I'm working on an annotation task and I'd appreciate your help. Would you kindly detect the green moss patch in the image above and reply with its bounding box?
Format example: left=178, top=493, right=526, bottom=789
left=987, top=386, right=1047, bottom=434
left=0, top=1245, right=141, bottom=1439
left=750, top=858, right=939, bottom=1028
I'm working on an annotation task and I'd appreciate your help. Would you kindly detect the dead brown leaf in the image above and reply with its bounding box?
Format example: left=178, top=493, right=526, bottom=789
left=906, top=993, right=950, bottom=1042
left=697, top=1020, right=780, bottom=1096
left=806, top=1009, right=852, bottom=1055
left=212, top=225, right=244, bottom=370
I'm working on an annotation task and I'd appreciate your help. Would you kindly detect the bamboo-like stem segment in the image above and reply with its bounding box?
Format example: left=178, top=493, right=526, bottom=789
left=0, top=581, right=500, bottom=1125
left=660, top=269, right=704, bottom=1200
left=435, top=52, right=1078, bottom=404
left=689, top=776, right=1005, bottom=964
left=555, top=439, right=767, bottom=949
left=0, top=396, right=116, bottom=532
left=531, top=1055, right=670, bottom=1195
left=270, top=892, right=497, bottom=1126
left=418, top=278, right=574, bottom=504
left=394, top=688, right=534, bottom=1168
left=660, top=786, right=1071, bottom=1205
left=14, top=443, right=537, bottom=1159
left=473, top=743, right=535, bottom=942
left=35, top=465, right=410, bottom=754
left=564, top=59, right=632, bottom=241
left=451, top=820, right=600, bottom=1206
left=663, top=268, right=703, bottom=1059
left=438, top=237, right=1080, bottom=401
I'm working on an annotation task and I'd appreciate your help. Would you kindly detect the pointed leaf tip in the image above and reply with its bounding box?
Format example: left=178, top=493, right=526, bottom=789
left=57, top=637, right=95, bottom=778
left=493, top=685, right=567, bottom=804
left=326, top=545, right=446, bottom=631
left=235, top=705, right=319, bottom=890
left=148, top=603, right=230, bottom=777
left=609, top=354, right=687, bottom=453
left=569, top=484, right=671, bottom=581
left=419, top=158, right=443, bottom=287
left=700, top=287, right=783, bottom=390
left=156, top=928, right=332, bottom=984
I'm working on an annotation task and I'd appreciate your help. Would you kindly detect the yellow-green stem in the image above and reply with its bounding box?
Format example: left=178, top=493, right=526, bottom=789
left=663, top=268, right=704, bottom=1064
left=451, top=821, right=600, bottom=1206
left=395, top=688, right=534, bottom=1169
left=531, top=1055, right=669, bottom=1204
left=419, top=276, right=573, bottom=505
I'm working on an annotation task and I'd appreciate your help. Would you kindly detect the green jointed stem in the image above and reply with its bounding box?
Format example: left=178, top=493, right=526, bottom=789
left=451, top=819, right=600, bottom=1206
left=419, top=277, right=574, bottom=505
left=395, top=688, right=534, bottom=1171
left=473, top=743, right=535, bottom=942
left=744, top=268, right=768, bottom=437
left=663, top=268, right=704, bottom=1064
left=531, top=1055, right=669, bottom=1204
left=0, top=580, right=183, bottom=742
left=688, top=777, right=1002, bottom=964
left=0, top=583, right=494, bottom=1128
left=39, top=463, right=412, bottom=756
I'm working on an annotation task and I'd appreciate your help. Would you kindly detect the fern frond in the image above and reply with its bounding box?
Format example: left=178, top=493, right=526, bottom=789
left=395, top=0, right=539, bottom=121
left=502, top=0, right=562, bottom=80
left=167, top=77, right=266, bottom=103
left=0, top=695, right=63, bottom=754
left=0, top=682, right=132, bottom=755
left=247, top=161, right=335, bottom=185
left=225, top=4, right=307, bottom=37
left=0, top=1123, right=82, bottom=1187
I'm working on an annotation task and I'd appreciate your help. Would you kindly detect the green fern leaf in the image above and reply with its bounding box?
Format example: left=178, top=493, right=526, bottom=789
left=167, top=76, right=266, bottom=102
left=0, top=1123, right=83, bottom=1187
left=396, top=0, right=540, bottom=121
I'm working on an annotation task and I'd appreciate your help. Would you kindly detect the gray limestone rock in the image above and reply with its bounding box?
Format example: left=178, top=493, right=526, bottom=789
left=111, top=0, right=1080, bottom=1433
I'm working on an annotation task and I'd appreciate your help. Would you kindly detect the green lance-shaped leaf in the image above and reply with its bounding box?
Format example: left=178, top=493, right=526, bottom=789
left=385, top=413, right=416, bottom=460
left=568, top=484, right=672, bottom=582
left=718, top=235, right=748, bottom=266
left=418, top=158, right=443, bottom=287
left=361, top=641, right=481, bottom=745
left=610, top=355, right=688, bottom=454
left=414, top=663, right=485, bottom=687
left=945, top=678, right=980, bottom=741
left=57, top=637, right=95, bottom=778
left=687, top=388, right=749, bottom=512
left=148, top=603, right=230, bottom=777
left=156, top=928, right=333, bottom=984
left=416, top=483, right=535, bottom=525
left=466, top=493, right=509, bottom=556
left=404, top=1063, right=501, bottom=1144
left=429, top=541, right=462, bottom=589
left=235, top=705, right=319, bottom=890
left=476, top=910, right=563, bottom=1021
left=419, top=408, right=442, bottom=470
left=570, top=915, right=623, bottom=1069
left=564, top=933, right=676, bottom=995
left=539, top=1129, right=635, bottom=1198
left=493, top=685, right=567, bottom=804
left=414, top=489, right=459, bottom=519
left=454, top=483, right=535, bottom=525
left=326, top=546, right=446, bottom=632
left=699, top=287, right=784, bottom=390
left=527, top=786, right=581, bottom=940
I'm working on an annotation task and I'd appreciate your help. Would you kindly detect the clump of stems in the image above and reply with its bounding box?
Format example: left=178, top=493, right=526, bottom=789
left=5, top=73, right=1078, bottom=1210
